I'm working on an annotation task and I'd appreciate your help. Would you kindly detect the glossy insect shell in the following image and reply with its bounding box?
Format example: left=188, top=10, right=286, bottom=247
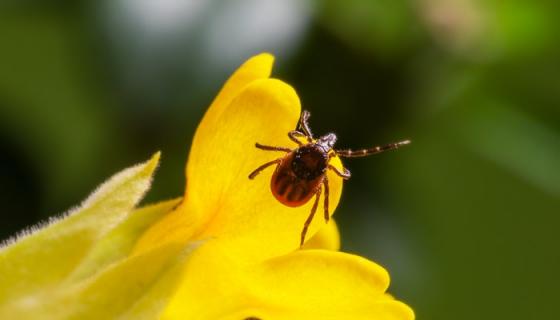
left=270, top=144, right=329, bottom=207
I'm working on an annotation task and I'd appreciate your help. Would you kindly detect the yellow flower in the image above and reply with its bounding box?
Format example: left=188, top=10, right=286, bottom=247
left=0, top=53, right=414, bottom=320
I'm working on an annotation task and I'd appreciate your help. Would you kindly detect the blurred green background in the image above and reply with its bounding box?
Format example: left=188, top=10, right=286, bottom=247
left=1, top=0, right=559, bottom=319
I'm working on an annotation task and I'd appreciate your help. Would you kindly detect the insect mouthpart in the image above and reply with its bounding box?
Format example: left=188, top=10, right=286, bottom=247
left=317, top=133, right=337, bottom=150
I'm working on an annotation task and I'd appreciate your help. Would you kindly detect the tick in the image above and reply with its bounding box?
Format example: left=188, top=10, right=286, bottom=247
left=249, top=110, right=410, bottom=246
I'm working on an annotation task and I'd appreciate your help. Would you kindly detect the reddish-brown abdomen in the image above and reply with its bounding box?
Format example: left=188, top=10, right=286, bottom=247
left=270, top=153, right=323, bottom=207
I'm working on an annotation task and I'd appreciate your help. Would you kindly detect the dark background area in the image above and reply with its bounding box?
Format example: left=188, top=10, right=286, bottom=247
left=1, top=1, right=559, bottom=319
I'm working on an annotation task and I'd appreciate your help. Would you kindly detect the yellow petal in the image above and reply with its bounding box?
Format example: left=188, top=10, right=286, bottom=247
left=0, top=152, right=160, bottom=302
left=133, top=53, right=275, bottom=255
left=251, top=250, right=413, bottom=320
left=199, top=52, right=275, bottom=128
left=301, top=219, right=341, bottom=251
left=163, top=243, right=413, bottom=320
left=135, top=76, right=345, bottom=261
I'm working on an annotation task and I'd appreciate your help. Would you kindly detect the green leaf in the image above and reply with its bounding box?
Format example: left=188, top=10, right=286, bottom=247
left=0, top=242, right=196, bottom=320
left=0, top=152, right=160, bottom=303
left=67, top=198, right=181, bottom=282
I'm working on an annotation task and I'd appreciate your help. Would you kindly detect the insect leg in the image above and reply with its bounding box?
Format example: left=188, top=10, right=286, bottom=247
left=323, top=176, right=330, bottom=223
left=300, top=187, right=322, bottom=247
left=328, top=164, right=351, bottom=180
left=255, top=143, right=291, bottom=153
left=335, top=140, right=410, bottom=158
left=248, top=159, right=281, bottom=179
left=288, top=130, right=307, bottom=145
left=299, top=110, right=314, bottom=140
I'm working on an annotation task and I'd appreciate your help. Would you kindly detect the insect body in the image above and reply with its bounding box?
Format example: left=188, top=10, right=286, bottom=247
left=271, top=143, right=329, bottom=207
left=249, top=110, right=410, bottom=246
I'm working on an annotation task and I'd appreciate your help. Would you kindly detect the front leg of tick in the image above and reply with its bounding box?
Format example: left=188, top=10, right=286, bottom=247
left=288, top=130, right=311, bottom=145
left=255, top=143, right=292, bottom=153
left=300, top=186, right=322, bottom=247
